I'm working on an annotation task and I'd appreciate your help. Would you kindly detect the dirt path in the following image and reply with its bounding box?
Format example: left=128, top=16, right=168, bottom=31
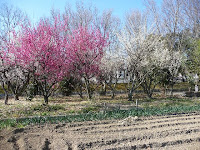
left=1, top=113, right=200, bottom=150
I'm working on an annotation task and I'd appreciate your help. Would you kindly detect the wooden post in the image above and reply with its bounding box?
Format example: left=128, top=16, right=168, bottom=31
left=136, top=99, right=139, bottom=116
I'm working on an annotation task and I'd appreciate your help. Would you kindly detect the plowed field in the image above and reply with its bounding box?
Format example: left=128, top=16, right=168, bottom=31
left=1, top=113, right=200, bottom=150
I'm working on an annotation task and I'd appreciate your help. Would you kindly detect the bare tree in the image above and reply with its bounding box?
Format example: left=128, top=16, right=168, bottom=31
left=144, top=0, right=162, bottom=34
left=63, top=1, right=98, bottom=32
left=182, top=0, right=200, bottom=38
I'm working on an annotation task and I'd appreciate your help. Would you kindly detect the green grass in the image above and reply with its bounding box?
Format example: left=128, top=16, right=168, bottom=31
left=1, top=103, right=200, bottom=129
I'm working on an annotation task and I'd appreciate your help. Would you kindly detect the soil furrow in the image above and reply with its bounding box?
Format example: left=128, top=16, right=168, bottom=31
left=1, top=113, right=200, bottom=150
left=69, top=114, right=200, bottom=132
left=71, top=119, right=200, bottom=135
left=57, top=113, right=200, bottom=130
left=103, top=137, right=200, bottom=150
left=97, top=133, right=200, bottom=150
left=76, top=126, right=200, bottom=149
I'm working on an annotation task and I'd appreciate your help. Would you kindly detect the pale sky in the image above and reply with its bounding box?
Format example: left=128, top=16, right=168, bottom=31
left=1, top=0, right=162, bottom=24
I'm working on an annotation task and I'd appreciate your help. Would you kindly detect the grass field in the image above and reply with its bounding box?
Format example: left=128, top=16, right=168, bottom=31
left=1, top=93, right=200, bottom=129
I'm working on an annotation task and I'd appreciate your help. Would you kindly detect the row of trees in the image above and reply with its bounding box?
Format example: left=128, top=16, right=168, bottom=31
left=0, top=2, right=110, bottom=104
left=101, top=0, right=200, bottom=101
left=0, top=0, right=199, bottom=104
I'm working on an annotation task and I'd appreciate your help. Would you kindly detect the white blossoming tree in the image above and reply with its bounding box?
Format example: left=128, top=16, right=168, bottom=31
left=117, top=10, right=183, bottom=99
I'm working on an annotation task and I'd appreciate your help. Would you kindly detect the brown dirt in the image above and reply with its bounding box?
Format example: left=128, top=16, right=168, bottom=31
left=1, top=113, right=200, bottom=150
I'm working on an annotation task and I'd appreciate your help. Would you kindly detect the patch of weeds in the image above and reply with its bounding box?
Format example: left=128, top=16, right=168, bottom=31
left=49, top=105, right=65, bottom=111
left=32, top=104, right=65, bottom=112
left=139, top=98, right=157, bottom=103
left=165, top=98, right=189, bottom=102
left=142, top=103, right=152, bottom=109
left=160, top=102, right=183, bottom=107
left=41, top=112, right=48, bottom=116
left=32, top=105, right=44, bottom=111
left=67, top=110, right=75, bottom=114
left=81, top=106, right=100, bottom=113
left=0, top=119, right=17, bottom=129
left=16, top=123, right=26, bottom=128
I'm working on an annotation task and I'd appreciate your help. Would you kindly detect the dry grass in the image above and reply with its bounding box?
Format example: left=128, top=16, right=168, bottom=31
left=0, top=93, right=200, bottom=119
left=0, top=94, right=130, bottom=119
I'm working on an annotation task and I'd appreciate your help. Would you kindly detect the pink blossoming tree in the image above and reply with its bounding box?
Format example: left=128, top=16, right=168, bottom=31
left=66, top=26, right=108, bottom=99
left=5, top=11, right=108, bottom=103
left=13, top=16, right=68, bottom=104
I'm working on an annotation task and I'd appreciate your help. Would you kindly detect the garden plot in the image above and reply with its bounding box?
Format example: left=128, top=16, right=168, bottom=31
left=1, top=113, right=200, bottom=150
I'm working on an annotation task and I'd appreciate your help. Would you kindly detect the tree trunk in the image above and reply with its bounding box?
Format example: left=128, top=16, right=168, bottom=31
left=109, top=79, right=117, bottom=99
left=128, top=81, right=135, bottom=101
left=1, top=82, right=9, bottom=105
left=101, top=81, right=107, bottom=95
left=142, top=81, right=157, bottom=99
left=164, top=85, right=167, bottom=97
left=128, top=90, right=133, bottom=101
left=84, top=78, right=92, bottom=100
left=8, top=83, right=20, bottom=101
left=142, top=86, right=153, bottom=99
left=112, top=81, right=118, bottom=99
left=79, top=90, right=83, bottom=99
left=108, top=84, right=115, bottom=99
left=4, top=91, right=8, bottom=105
left=103, top=81, right=106, bottom=95
left=111, top=89, right=115, bottom=99
left=44, top=95, right=49, bottom=104
left=87, top=86, right=92, bottom=100
left=170, top=83, right=174, bottom=97
left=87, top=89, right=92, bottom=100
left=14, top=94, right=19, bottom=101
left=147, top=92, right=153, bottom=99
left=76, top=83, right=83, bottom=99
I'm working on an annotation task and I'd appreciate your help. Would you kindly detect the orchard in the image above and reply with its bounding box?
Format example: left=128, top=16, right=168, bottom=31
left=0, top=0, right=200, bottom=105
left=1, top=1, right=200, bottom=149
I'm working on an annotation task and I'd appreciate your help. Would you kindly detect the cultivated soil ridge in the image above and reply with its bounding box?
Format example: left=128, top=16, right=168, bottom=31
left=1, top=113, right=200, bottom=150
